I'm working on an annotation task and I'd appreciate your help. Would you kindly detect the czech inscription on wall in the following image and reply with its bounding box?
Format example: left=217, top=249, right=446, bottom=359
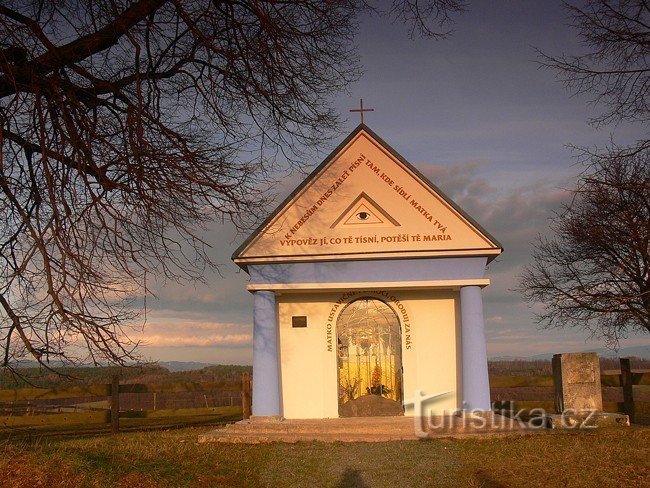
left=326, top=290, right=412, bottom=352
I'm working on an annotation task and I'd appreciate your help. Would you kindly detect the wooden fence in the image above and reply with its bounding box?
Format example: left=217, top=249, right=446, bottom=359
left=0, top=374, right=253, bottom=432
left=491, top=358, right=649, bottom=423
left=0, top=359, right=646, bottom=431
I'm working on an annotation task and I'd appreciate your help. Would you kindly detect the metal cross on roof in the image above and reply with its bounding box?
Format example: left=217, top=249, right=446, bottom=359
left=349, top=98, right=374, bottom=124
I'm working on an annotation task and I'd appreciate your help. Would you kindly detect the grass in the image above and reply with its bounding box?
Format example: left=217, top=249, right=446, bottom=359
left=0, top=425, right=648, bottom=487
left=0, top=406, right=242, bottom=439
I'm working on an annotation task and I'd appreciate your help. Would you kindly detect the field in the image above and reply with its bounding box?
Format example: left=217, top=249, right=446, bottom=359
left=1, top=358, right=649, bottom=433
left=0, top=365, right=251, bottom=423
left=0, top=360, right=649, bottom=486
left=1, top=425, right=648, bottom=487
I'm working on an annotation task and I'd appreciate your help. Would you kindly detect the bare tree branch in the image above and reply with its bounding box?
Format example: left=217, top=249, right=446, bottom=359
left=0, top=1, right=465, bottom=370
left=537, top=0, right=649, bottom=127
left=518, top=150, right=650, bottom=348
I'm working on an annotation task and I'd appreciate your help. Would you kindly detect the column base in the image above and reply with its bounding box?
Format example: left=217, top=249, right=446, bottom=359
left=249, top=415, right=285, bottom=423
left=454, top=410, right=494, bottom=420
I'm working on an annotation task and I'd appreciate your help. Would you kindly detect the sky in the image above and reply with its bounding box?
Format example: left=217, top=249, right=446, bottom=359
left=133, top=0, right=649, bottom=364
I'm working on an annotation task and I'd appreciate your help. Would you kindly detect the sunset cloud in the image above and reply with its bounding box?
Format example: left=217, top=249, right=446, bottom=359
left=138, top=333, right=252, bottom=348
left=131, top=308, right=252, bottom=349
left=486, top=316, right=504, bottom=324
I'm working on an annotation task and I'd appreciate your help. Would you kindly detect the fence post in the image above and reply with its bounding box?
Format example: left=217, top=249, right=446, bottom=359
left=111, top=374, right=120, bottom=433
left=620, top=358, right=635, bottom=424
left=242, top=372, right=252, bottom=420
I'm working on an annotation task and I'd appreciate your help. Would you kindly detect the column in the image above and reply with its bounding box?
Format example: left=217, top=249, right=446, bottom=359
left=251, top=290, right=281, bottom=417
left=460, top=285, right=491, bottom=411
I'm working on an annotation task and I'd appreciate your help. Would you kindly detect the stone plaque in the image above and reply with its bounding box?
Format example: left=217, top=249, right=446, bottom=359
left=566, top=359, right=595, bottom=384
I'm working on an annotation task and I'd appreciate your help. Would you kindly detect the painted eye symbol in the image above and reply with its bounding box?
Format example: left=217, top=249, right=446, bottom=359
left=357, top=212, right=369, bottom=221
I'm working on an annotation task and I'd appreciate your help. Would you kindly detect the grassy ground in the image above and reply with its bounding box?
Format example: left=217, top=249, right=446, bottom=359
left=0, top=425, right=648, bottom=487
left=0, top=407, right=242, bottom=439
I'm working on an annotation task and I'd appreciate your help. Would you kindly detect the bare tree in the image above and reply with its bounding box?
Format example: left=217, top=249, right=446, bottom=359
left=0, top=1, right=465, bottom=372
left=538, top=0, right=649, bottom=128
left=519, top=150, right=649, bottom=347
left=522, top=1, right=649, bottom=346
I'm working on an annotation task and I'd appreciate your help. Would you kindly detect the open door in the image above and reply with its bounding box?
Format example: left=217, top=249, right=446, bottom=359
left=337, top=297, right=404, bottom=417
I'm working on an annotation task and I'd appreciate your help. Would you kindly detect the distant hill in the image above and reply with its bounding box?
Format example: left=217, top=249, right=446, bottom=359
left=0, top=363, right=252, bottom=389
left=6, top=360, right=238, bottom=373
left=491, top=344, right=650, bottom=361
left=157, top=361, right=216, bottom=372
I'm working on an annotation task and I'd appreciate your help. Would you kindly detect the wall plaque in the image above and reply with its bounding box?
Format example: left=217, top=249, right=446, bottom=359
left=292, top=316, right=307, bottom=328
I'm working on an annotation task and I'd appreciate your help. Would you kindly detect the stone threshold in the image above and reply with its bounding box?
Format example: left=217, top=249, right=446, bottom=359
left=198, top=415, right=535, bottom=444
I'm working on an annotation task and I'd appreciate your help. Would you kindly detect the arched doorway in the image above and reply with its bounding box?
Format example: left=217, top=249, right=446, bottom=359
left=336, top=297, right=404, bottom=417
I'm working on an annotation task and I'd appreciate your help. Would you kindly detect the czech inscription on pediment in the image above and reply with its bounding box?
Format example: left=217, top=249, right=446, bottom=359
left=236, top=129, right=499, bottom=261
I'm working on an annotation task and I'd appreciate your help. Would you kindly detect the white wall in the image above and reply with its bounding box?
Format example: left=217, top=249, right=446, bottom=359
left=276, top=288, right=460, bottom=418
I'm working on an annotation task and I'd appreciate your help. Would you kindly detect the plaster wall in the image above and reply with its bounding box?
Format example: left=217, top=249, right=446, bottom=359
left=276, top=289, right=460, bottom=418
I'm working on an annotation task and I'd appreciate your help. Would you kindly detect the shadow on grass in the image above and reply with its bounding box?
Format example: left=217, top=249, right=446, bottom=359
left=474, top=470, right=507, bottom=488
left=81, top=451, right=125, bottom=473
left=336, top=468, right=370, bottom=488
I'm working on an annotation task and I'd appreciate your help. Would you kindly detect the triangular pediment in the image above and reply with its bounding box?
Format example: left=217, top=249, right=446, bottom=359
left=233, top=125, right=502, bottom=266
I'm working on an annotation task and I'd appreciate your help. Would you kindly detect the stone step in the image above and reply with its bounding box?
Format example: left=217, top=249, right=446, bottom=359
left=222, top=424, right=482, bottom=435
left=200, top=431, right=416, bottom=444
left=199, top=427, right=531, bottom=444
left=224, top=422, right=414, bottom=435
left=221, top=416, right=523, bottom=435
left=223, top=425, right=523, bottom=436
left=198, top=415, right=529, bottom=443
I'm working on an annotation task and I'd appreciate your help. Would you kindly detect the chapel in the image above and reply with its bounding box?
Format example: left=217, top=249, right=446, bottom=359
left=232, top=124, right=502, bottom=419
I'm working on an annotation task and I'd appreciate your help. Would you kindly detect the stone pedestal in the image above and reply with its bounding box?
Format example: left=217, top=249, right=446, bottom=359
left=546, top=412, right=629, bottom=429
left=198, top=415, right=530, bottom=444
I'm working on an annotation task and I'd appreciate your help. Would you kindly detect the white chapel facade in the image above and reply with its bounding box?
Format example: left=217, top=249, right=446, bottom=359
left=233, top=125, right=502, bottom=419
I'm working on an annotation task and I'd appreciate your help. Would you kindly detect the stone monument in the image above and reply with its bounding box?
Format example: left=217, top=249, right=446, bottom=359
left=553, top=352, right=603, bottom=413
left=548, top=352, right=629, bottom=428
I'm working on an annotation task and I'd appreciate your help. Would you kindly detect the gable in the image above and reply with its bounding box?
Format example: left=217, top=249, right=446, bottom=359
left=233, top=125, right=502, bottom=266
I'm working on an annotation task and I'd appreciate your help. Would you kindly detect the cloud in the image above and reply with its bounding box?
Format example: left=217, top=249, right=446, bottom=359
left=130, top=309, right=252, bottom=348
left=417, top=160, right=609, bottom=355
left=138, top=333, right=252, bottom=348
left=143, top=309, right=246, bottom=324
left=486, top=316, right=504, bottom=324
left=420, top=161, right=573, bottom=273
